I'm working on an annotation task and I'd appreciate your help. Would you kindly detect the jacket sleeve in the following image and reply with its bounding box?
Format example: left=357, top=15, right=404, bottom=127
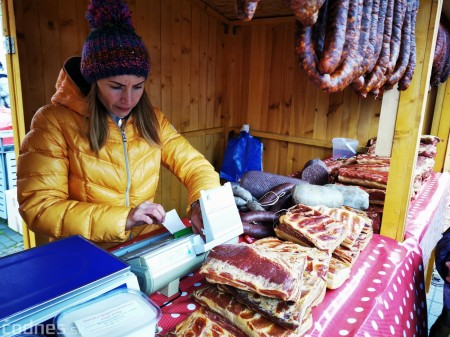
left=156, top=109, right=220, bottom=208
left=435, top=226, right=450, bottom=281
left=17, top=106, right=130, bottom=243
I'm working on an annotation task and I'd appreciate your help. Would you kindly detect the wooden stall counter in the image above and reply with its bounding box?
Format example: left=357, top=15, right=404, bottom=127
left=147, top=173, right=450, bottom=337
left=404, top=171, right=450, bottom=290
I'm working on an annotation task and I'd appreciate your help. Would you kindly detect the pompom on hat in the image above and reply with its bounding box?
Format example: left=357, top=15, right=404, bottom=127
left=80, top=0, right=150, bottom=84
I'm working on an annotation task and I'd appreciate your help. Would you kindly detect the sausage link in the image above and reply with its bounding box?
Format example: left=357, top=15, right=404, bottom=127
left=398, top=0, right=418, bottom=91
left=431, top=24, right=448, bottom=87
left=366, top=0, right=389, bottom=73
left=258, top=182, right=295, bottom=207
left=242, top=222, right=275, bottom=239
left=387, top=0, right=406, bottom=74
left=323, top=0, right=364, bottom=93
left=235, top=0, right=260, bottom=21
left=295, top=21, right=331, bottom=88
left=287, top=0, right=327, bottom=26
left=359, top=0, right=395, bottom=95
left=269, top=193, right=293, bottom=214
left=440, top=26, right=450, bottom=83
left=240, top=210, right=278, bottom=225
left=354, top=0, right=374, bottom=75
left=312, top=0, right=329, bottom=56
left=352, top=0, right=381, bottom=92
left=384, top=1, right=412, bottom=90
left=318, top=0, right=350, bottom=74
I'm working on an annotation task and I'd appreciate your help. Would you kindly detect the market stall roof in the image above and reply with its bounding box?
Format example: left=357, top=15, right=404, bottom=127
left=444, top=1, right=450, bottom=21
left=200, top=0, right=293, bottom=21
left=201, top=0, right=450, bottom=23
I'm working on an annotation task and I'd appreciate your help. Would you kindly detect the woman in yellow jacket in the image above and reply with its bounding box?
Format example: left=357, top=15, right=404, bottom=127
left=16, top=0, right=220, bottom=249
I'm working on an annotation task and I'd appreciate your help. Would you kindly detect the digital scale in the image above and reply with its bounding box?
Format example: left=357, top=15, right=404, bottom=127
left=0, top=236, right=140, bottom=337
left=112, top=182, right=243, bottom=297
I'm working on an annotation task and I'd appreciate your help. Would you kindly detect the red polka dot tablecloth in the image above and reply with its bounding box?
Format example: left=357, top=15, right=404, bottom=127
left=151, top=234, right=428, bottom=337
left=404, top=172, right=450, bottom=274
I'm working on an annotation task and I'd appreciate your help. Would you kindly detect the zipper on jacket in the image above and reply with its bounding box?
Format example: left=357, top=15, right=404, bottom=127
left=111, top=115, right=132, bottom=208
left=120, top=126, right=131, bottom=208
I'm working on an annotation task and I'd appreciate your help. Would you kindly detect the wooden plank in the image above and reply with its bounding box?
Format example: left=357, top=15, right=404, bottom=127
left=279, top=23, right=295, bottom=173
left=3, top=0, right=30, bottom=247
left=190, top=5, right=201, bottom=130
left=181, top=1, right=192, bottom=132
left=135, top=0, right=162, bottom=108
left=38, top=0, right=62, bottom=103
left=170, top=0, right=183, bottom=209
left=214, top=20, right=225, bottom=129
left=375, top=87, right=400, bottom=157
left=230, top=128, right=333, bottom=148
left=205, top=17, right=217, bottom=129
left=246, top=26, right=266, bottom=129
left=57, top=0, right=79, bottom=61
left=381, top=0, right=442, bottom=241
left=444, top=138, right=450, bottom=171
left=75, top=0, right=89, bottom=51
left=431, top=81, right=450, bottom=172
left=266, top=24, right=284, bottom=134
left=159, top=0, right=174, bottom=209
left=14, top=0, right=45, bottom=129
left=198, top=8, right=209, bottom=130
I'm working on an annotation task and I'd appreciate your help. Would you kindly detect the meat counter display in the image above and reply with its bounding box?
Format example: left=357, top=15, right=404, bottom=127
left=150, top=171, right=449, bottom=337
left=152, top=234, right=427, bottom=337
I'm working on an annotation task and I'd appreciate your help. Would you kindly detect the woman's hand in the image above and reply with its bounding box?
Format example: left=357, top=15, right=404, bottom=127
left=189, top=201, right=205, bottom=240
left=126, top=201, right=166, bottom=230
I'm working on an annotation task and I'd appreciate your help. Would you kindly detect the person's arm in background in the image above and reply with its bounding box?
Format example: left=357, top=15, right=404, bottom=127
left=156, top=108, right=220, bottom=236
left=435, top=227, right=450, bottom=282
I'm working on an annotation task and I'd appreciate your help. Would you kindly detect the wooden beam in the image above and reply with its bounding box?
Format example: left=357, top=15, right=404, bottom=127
left=229, top=126, right=332, bottom=148
left=381, top=0, right=443, bottom=241
left=375, top=86, right=400, bottom=157
left=431, top=81, right=450, bottom=172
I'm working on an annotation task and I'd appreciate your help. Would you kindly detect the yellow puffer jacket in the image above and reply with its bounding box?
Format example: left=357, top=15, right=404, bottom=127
left=17, top=59, right=220, bottom=247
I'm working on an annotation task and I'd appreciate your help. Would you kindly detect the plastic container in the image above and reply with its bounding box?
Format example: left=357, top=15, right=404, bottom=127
left=55, top=289, right=161, bottom=337
left=332, top=138, right=359, bottom=159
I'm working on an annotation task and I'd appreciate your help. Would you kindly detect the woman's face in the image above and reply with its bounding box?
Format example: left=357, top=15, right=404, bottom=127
left=96, top=75, right=146, bottom=118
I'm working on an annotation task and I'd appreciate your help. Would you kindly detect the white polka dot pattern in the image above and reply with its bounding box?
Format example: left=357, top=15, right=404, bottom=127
left=141, top=173, right=450, bottom=336
left=301, top=235, right=427, bottom=337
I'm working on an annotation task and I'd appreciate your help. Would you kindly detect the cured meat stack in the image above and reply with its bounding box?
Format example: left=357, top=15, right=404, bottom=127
left=276, top=204, right=373, bottom=289
left=325, top=135, right=441, bottom=232
left=193, top=240, right=322, bottom=336
left=365, top=135, right=440, bottom=197
left=166, top=203, right=373, bottom=336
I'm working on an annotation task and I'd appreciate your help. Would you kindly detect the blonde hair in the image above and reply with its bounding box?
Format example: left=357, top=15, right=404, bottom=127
left=87, top=84, right=161, bottom=154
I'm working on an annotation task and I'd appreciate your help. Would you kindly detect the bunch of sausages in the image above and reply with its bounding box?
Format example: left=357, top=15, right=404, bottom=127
left=430, top=22, right=450, bottom=88
left=236, top=0, right=326, bottom=25
left=295, top=0, right=419, bottom=97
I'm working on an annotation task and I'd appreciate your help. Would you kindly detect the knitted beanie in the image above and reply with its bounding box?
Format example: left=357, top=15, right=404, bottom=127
left=80, top=0, right=150, bottom=84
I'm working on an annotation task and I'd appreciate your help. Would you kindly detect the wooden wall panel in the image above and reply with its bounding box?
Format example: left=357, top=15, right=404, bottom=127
left=228, top=21, right=381, bottom=174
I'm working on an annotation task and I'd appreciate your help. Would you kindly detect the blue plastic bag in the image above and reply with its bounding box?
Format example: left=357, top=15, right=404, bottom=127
left=220, top=126, right=263, bottom=182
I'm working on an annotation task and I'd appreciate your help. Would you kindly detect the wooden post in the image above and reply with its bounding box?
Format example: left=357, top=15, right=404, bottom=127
left=381, top=0, right=443, bottom=241
left=431, top=81, right=450, bottom=172
left=1, top=0, right=33, bottom=248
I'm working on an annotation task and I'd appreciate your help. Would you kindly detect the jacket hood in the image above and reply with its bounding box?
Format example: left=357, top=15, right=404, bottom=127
left=51, top=57, right=90, bottom=117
